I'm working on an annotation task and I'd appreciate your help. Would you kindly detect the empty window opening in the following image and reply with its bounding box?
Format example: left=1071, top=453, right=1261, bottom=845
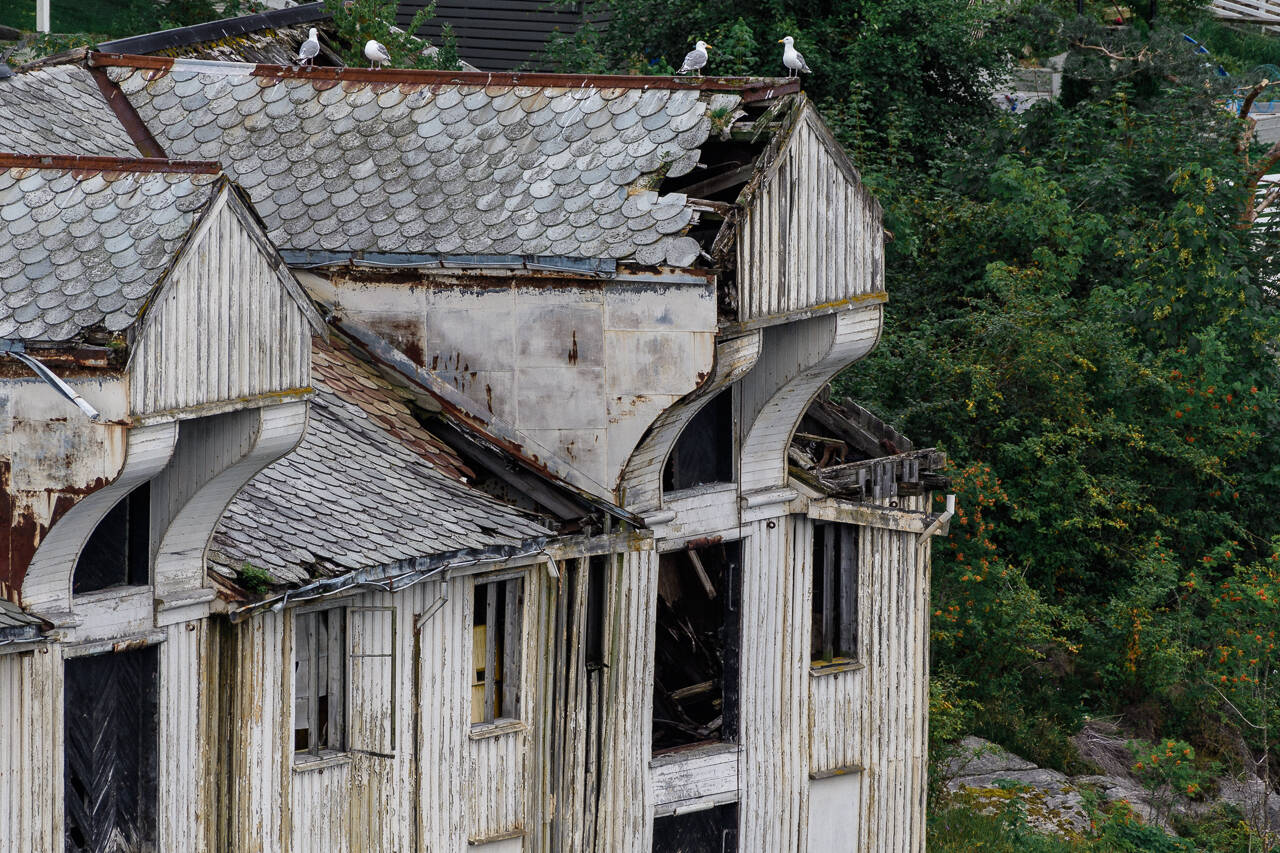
left=812, top=524, right=858, bottom=665
left=472, top=576, right=524, bottom=724
left=585, top=554, right=608, bottom=670
left=652, top=802, right=739, bottom=853
left=294, top=608, right=345, bottom=754
left=652, top=541, right=741, bottom=753
left=73, top=482, right=151, bottom=594
left=664, top=389, right=734, bottom=493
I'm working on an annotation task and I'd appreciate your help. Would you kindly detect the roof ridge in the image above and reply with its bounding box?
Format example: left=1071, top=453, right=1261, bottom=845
left=0, top=153, right=220, bottom=174
left=96, top=2, right=328, bottom=56
left=88, top=52, right=800, bottom=100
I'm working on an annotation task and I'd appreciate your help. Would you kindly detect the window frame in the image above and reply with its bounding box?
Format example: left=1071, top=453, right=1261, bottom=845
left=292, top=605, right=346, bottom=760
left=72, top=481, right=152, bottom=595
left=810, top=522, right=859, bottom=672
left=470, top=574, right=525, bottom=729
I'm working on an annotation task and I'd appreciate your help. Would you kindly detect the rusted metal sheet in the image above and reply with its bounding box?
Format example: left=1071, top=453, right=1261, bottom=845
left=0, top=152, right=216, bottom=173
left=128, top=188, right=315, bottom=416
left=0, top=380, right=130, bottom=605
left=735, top=100, right=886, bottom=325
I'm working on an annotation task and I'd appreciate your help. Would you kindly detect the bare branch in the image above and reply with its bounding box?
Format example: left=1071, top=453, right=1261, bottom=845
left=1210, top=683, right=1266, bottom=730
left=1240, top=79, right=1272, bottom=122
left=1070, top=40, right=1150, bottom=63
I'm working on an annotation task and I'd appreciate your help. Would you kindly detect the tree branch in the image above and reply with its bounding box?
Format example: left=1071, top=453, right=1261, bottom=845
left=1070, top=40, right=1150, bottom=63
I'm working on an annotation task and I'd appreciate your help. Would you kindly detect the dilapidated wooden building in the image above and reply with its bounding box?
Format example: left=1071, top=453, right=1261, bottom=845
left=0, top=44, right=951, bottom=853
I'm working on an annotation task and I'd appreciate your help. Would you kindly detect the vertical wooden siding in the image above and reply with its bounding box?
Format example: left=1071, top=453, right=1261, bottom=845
left=735, top=106, right=885, bottom=324
left=129, top=191, right=311, bottom=416
left=737, top=516, right=809, bottom=851
left=832, top=496, right=930, bottom=853
left=595, top=548, right=658, bottom=853
left=0, top=646, right=62, bottom=853
left=159, top=620, right=213, bottom=851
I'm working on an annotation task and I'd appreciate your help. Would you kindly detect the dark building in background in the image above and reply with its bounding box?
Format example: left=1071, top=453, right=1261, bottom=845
left=397, top=0, right=596, bottom=70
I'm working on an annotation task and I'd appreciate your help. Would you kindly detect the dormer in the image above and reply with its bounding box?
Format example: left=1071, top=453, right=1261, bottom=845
left=0, top=155, right=323, bottom=635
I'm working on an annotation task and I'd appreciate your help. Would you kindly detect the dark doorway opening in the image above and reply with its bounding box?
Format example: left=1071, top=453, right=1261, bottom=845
left=652, top=541, right=741, bottom=753
left=652, top=802, right=739, bottom=853
left=64, top=644, right=159, bottom=853
left=73, top=483, right=151, bottom=595
left=663, top=390, right=734, bottom=493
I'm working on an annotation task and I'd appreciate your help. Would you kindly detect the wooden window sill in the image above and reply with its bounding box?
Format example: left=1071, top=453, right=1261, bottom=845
left=292, top=750, right=351, bottom=771
left=809, top=659, right=864, bottom=677
left=469, top=718, right=528, bottom=740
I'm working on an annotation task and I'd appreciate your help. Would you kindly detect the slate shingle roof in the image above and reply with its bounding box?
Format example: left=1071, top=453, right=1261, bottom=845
left=0, top=65, right=139, bottom=157
left=0, top=159, right=221, bottom=342
left=104, top=58, right=739, bottom=265
left=209, top=337, right=551, bottom=586
left=0, top=598, right=44, bottom=633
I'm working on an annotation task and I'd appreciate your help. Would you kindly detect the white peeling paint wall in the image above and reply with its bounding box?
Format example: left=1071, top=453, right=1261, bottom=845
left=0, top=645, right=62, bottom=853
left=318, top=277, right=717, bottom=490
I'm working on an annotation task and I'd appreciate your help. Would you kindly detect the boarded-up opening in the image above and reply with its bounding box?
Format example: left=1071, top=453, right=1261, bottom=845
left=64, top=645, right=159, bottom=853
left=73, top=482, right=151, bottom=594
left=663, top=389, right=734, bottom=493
left=294, top=607, right=345, bottom=754
left=811, top=523, right=858, bottom=664
left=652, top=802, right=739, bottom=853
left=652, top=541, right=741, bottom=753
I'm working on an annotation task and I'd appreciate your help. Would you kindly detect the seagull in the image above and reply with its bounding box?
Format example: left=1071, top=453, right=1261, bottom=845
left=298, top=27, right=320, bottom=66
left=365, top=39, right=391, bottom=69
left=678, top=40, right=712, bottom=75
left=779, top=36, right=811, bottom=77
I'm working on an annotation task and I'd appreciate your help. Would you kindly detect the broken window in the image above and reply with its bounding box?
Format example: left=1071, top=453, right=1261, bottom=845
left=812, top=523, right=858, bottom=665
left=294, top=608, right=344, bottom=755
left=652, top=802, right=739, bottom=853
left=73, top=482, right=151, bottom=594
left=652, top=541, right=741, bottom=753
left=664, top=389, right=734, bottom=493
left=585, top=554, right=608, bottom=670
left=472, top=576, right=524, bottom=725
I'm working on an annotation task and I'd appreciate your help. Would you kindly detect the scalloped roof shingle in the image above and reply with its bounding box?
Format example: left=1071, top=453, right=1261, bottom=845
left=0, top=163, right=220, bottom=341
left=106, top=59, right=737, bottom=264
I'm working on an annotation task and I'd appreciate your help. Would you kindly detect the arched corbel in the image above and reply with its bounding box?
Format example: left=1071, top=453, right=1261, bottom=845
left=22, top=421, right=179, bottom=618
left=618, top=331, right=762, bottom=513
left=737, top=306, right=883, bottom=496
left=153, top=401, right=308, bottom=607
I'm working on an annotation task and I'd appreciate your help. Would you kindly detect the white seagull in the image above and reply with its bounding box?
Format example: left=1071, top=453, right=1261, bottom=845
left=678, top=40, right=712, bottom=75
left=365, top=39, right=391, bottom=69
left=779, top=36, right=811, bottom=77
left=298, top=27, right=320, bottom=66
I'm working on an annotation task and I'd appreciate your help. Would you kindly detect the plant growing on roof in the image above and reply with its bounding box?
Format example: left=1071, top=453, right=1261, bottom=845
left=236, top=561, right=273, bottom=596
left=323, top=0, right=460, bottom=71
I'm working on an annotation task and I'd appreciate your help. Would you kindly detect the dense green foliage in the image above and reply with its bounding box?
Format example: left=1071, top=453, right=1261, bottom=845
left=0, top=0, right=263, bottom=40
left=323, top=0, right=460, bottom=71
left=561, top=0, right=1280, bottom=839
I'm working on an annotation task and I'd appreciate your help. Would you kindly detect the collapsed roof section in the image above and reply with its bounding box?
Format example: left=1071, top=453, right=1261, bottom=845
left=209, top=335, right=553, bottom=591
left=790, top=394, right=951, bottom=501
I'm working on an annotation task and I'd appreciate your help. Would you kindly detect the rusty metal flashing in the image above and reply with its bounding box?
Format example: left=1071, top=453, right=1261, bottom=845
left=283, top=250, right=618, bottom=278
left=96, top=2, right=328, bottom=56
left=87, top=53, right=800, bottom=101
left=0, top=152, right=216, bottom=174
left=229, top=538, right=551, bottom=621
left=86, top=67, right=168, bottom=158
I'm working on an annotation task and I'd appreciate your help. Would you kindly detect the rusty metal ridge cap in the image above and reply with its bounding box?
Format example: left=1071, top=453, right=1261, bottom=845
left=87, top=65, right=168, bottom=159
left=87, top=52, right=800, bottom=96
left=97, top=2, right=329, bottom=56
left=0, top=152, right=218, bottom=174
